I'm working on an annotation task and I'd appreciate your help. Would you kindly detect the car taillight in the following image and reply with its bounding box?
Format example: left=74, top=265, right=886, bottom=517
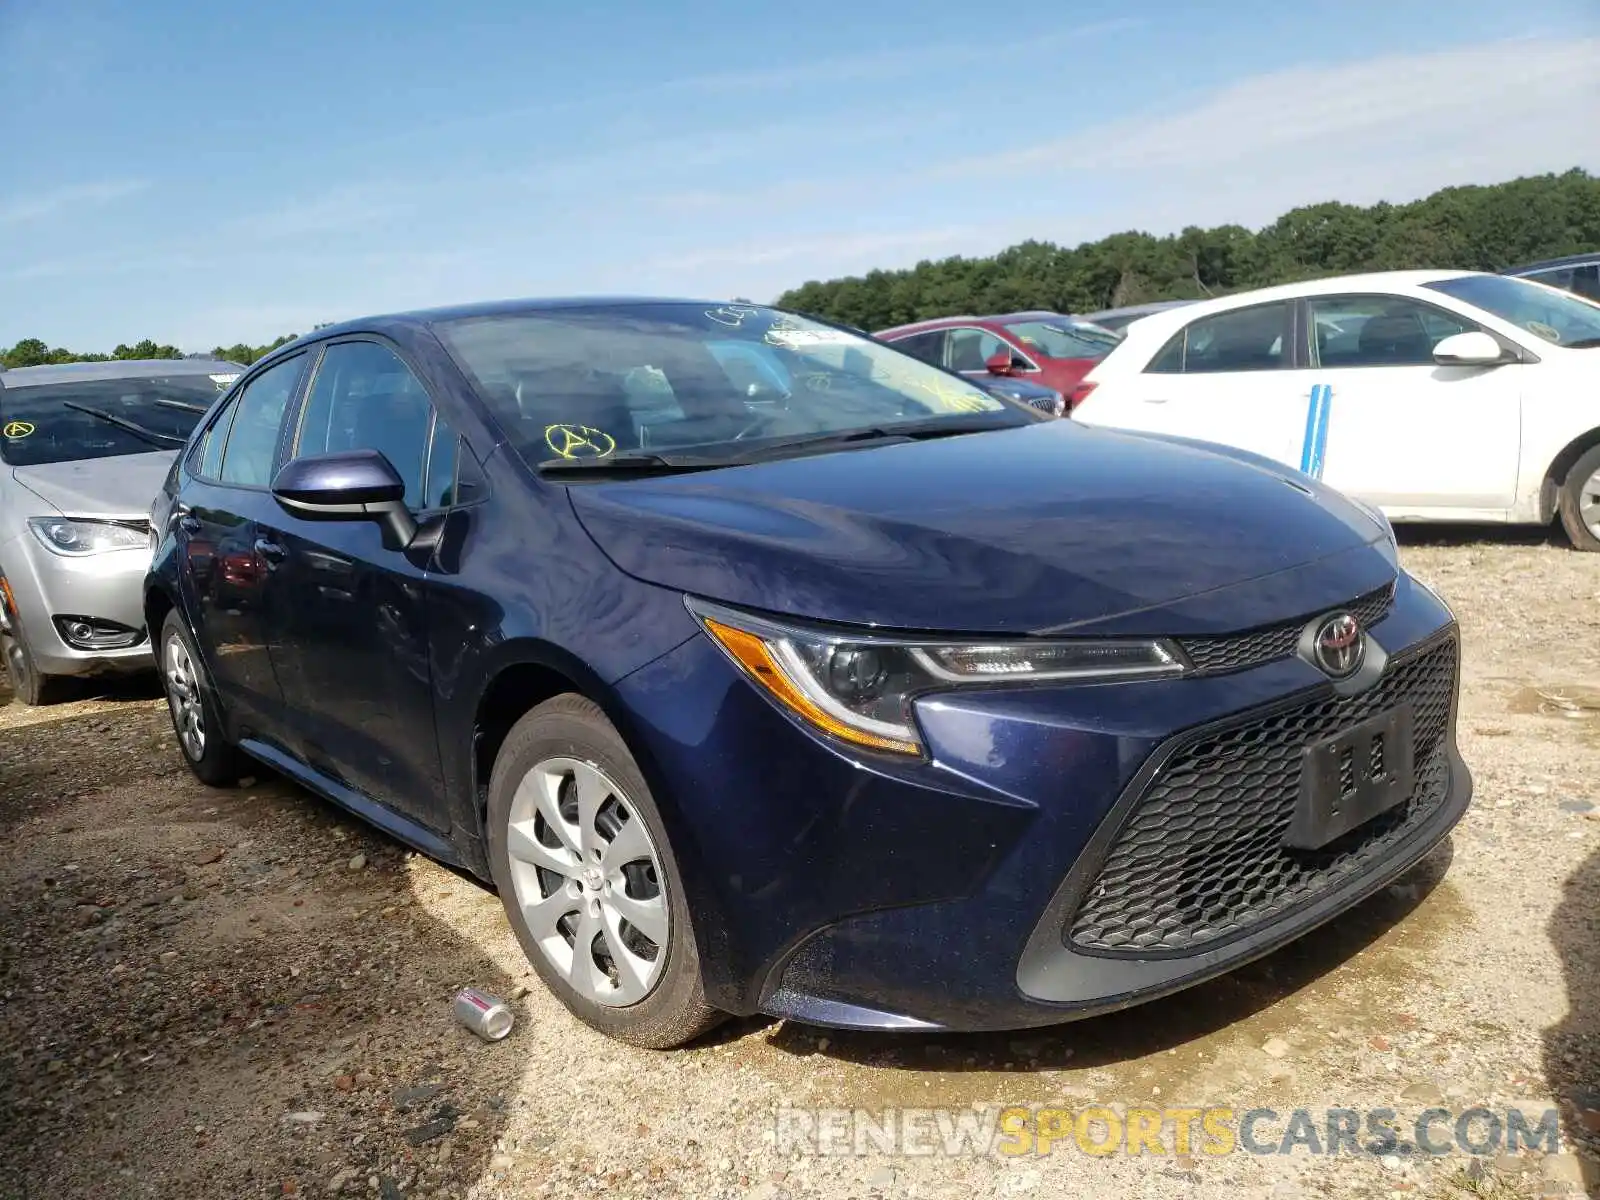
left=1065, top=381, right=1097, bottom=411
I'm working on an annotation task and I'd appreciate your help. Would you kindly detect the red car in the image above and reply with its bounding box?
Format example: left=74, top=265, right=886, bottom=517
left=875, top=311, right=1121, bottom=412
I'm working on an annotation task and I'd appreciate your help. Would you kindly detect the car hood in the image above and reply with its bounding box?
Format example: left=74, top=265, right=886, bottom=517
left=10, top=450, right=175, bottom=519
left=566, top=421, right=1398, bottom=636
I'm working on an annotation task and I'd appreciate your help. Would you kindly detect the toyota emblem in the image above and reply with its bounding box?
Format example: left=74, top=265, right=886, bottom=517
left=1312, top=612, right=1364, bottom=679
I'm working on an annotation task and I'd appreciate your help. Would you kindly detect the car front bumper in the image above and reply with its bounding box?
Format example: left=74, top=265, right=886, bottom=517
left=613, top=570, right=1469, bottom=1032
left=0, top=533, right=154, bottom=677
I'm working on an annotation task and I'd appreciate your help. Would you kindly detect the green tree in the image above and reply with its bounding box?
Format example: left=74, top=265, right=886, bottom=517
left=775, top=168, right=1600, bottom=330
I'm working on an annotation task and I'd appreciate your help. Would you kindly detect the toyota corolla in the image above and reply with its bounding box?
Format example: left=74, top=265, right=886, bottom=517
left=145, top=299, right=1471, bottom=1047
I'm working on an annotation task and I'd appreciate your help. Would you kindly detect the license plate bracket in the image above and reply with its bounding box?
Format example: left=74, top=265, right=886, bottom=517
left=1285, top=704, right=1415, bottom=850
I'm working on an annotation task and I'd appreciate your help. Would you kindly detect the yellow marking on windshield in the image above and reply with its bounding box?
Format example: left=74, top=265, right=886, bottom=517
left=3, top=421, right=35, bottom=439
left=544, top=423, right=616, bottom=460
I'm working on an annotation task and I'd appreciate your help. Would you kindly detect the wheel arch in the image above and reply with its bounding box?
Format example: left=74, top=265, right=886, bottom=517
left=1539, top=426, right=1600, bottom=522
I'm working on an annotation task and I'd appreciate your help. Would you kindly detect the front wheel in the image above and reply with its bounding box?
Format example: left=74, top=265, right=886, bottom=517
left=1557, top=444, right=1600, bottom=552
left=160, top=609, right=249, bottom=786
left=0, top=600, right=62, bottom=707
left=486, top=694, right=723, bottom=1048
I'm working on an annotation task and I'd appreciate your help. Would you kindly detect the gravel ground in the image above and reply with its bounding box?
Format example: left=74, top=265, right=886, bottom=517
left=2, top=528, right=1597, bottom=1200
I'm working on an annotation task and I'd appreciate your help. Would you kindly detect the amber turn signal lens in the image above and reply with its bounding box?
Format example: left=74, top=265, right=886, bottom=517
left=702, top=618, right=921, bottom=755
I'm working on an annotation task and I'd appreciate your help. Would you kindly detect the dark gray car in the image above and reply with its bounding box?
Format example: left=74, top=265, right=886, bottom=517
left=0, top=358, right=239, bottom=703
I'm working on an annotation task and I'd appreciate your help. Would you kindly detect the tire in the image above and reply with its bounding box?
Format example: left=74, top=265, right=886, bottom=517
left=1557, top=444, right=1600, bottom=552
left=486, top=694, right=723, bottom=1048
left=159, top=609, right=249, bottom=786
left=0, top=602, right=62, bottom=707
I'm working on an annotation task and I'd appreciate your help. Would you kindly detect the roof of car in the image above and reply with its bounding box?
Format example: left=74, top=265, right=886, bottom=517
left=1081, top=300, right=1197, bottom=320
left=0, top=358, right=244, bottom=387
left=1109, top=270, right=1492, bottom=339
left=1504, top=251, right=1600, bottom=275
left=301, top=296, right=728, bottom=342
left=875, top=311, right=1086, bottom=337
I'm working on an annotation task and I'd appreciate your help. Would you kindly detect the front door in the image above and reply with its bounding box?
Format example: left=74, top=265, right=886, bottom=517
left=1304, top=294, right=1522, bottom=511
left=178, top=353, right=307, bottom=736
left=260, top=339, right=454, bottom=827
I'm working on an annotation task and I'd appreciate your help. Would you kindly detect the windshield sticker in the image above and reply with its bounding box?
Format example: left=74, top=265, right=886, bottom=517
left=544, top=423, right=616, bottom=460
left=209, top=373, right=240, bottom=386
left=1526, top=320, right=1560, bottom=342
left=705, top=305, right=764, bottom=328
left=799, top=372, right=833, bottom=393
left=764, top=328, right=859, bottom=349
left=2, top=421, right=35, bottom=439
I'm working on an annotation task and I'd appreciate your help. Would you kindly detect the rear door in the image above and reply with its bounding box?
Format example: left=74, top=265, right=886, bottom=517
left=259, top=339, right=461, bottom=827
left=178, top=353, right=308, bottom=737
left=1083, top=300, right=1313, bottom=466
left=1304, top=294, right=1522, bottom=511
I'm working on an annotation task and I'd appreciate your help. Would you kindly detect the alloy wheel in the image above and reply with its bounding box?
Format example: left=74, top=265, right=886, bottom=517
left=164, top=635, right=206, bottom=760
left=504, top=757, right=669, bottom=1007
left=1581, top=466, right=1600, bottom=539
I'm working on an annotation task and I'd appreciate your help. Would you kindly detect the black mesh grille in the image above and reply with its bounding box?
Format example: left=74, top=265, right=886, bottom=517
left=1067, top=634, right=1456, bottom=956
left=1176, top=583, right=1395, bottom=677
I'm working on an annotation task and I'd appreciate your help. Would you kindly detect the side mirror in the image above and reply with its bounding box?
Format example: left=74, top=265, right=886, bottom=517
left=1433, top=331, right=1508, bottom=367
left=271, top=449, right=417, bottom=548
left=984, top=350, right=1016, bottom=375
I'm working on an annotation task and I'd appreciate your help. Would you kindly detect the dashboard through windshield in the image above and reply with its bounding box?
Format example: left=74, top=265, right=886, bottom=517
left=435, top=303, right=1029, bottom=469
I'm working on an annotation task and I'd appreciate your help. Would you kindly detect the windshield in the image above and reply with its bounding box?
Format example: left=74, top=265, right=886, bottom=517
left=0, top=375, right=228, bottom=467
left=435, top=303, right=1021, bottom=467
left=1424, top=274, right=1600, bottom=347
left=1003, top=320, right=1121, bottom=359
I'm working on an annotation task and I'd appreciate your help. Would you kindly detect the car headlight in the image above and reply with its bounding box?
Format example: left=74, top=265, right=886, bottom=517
left=27, top=517, right=149, bottom=557
left=688, top=598, right=1185, bottom=756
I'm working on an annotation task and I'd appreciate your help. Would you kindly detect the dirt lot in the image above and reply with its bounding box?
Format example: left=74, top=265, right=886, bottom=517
left=2, top=530, right=1597, bottom=1200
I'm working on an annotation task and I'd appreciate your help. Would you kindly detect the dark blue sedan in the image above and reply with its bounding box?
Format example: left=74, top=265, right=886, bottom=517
left=145, top=299, right=1471, bottom=1047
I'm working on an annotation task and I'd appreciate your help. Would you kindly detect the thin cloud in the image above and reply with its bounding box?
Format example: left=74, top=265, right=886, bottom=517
left=648, top=227, right=978, bottom=272
left=939, top=36, right=1600, bottom=177
left=669, top=18, right=1145, bottom=93
left=0, top=180, right=149, bottom=225
left=379, top=17, right=1145, bottom=149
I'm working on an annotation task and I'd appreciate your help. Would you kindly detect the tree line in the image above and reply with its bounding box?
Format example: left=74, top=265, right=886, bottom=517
left=775, top=168, right=1600, bottom=330
left=5, top=169, right=1596, bottom=369
left=1, top=334, right=299, bottom=371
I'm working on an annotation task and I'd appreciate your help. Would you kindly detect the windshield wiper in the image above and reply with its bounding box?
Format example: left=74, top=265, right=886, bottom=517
left=537, top=414, right=1025, bottom=477
left=153, top=397, right=211, bottom=414
left=62, top=401, right=186, bottom=447
left=538, top=452, right=733, bottom=477
left=721, top=413, right=1022, bottom=465
left=1561, top=335, right=1600, bottom=349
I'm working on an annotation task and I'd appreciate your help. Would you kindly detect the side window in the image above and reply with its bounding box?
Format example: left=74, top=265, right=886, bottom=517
left=890, top=331, right=945, bottom=366
left=1307, top=296, right=1473, bottom=368
left=1146, top=333, right=1185, bottom=374
left=297, top=342, right=437, bottom=510
left=1572, top=264, right=1600, bottom=301
left=194, top=396, right=239, bottom=479
left=945, top=328, right=1007, bottom=372
left=1177, top=304, right=1290, bottom=373
left=1525, top=267, right=1573, bottom=292
left=218, top=355, right=304, bottom=487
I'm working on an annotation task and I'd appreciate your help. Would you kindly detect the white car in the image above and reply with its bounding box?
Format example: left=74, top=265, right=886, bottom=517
left=1071, top=270, right=1600, bottom=550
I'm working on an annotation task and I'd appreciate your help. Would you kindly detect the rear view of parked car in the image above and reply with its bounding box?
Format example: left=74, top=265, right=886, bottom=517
left=147, top=299, right=1469, bottom=1048
left=876, top=312, right=1119, bottom=411
left=0, top=359, right=239, bottom=703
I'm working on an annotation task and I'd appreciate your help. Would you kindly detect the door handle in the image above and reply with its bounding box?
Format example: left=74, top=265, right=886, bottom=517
left=1143, top=398, right=1170, bottom=404
left=253, top=538, right=287, bottom=565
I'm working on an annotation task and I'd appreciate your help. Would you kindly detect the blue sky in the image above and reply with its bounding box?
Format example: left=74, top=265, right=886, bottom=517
left=1, top=0, right=1596, bottom=351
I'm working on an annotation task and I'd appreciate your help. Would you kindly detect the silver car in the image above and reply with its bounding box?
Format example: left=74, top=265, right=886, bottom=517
left=0, top=358, right=240, bottom=704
